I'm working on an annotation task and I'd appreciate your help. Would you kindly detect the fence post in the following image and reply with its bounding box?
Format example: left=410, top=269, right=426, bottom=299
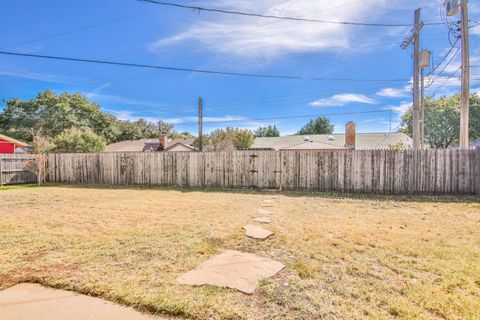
left=476, top=148, right=480, bottom=196
left=0, top=156, right=3, bottom=186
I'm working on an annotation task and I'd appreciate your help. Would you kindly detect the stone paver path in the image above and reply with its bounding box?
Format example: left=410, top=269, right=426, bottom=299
left=243, top=224, right=273, bottom=239
left=256, top=209, right=272, bottom=215
left=0, top=283, right=164, bottom=320
left=253, top=217, right=271, bottom=224
left=176, top=250, right=284, bottom=294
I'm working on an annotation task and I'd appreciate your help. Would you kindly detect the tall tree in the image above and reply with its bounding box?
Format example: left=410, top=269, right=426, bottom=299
left=0, top=90, right=178, bottom=144
left=0, top=90, right=117, bottom=143
left=254, top=125, right=280, bottom=137
left=53, top=128, right=107, bottom=153
left=297, top=117, right=334, bottom=135
left=400, top=94, right=480, bottom=149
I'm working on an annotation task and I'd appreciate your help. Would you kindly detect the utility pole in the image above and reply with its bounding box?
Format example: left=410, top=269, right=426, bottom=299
left=421, top=67, right=425, bottom=149
left=402, top=9, right=422, bottom=150
left=460, top=0, right=470, bottom=149
left=419, top=50, right=430, bottom=150
left=412, top=8, right=421, bottom=151
left=198, top=97, right=203, bottom=152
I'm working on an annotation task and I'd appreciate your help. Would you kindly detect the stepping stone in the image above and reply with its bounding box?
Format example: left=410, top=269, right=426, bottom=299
left=263, top=199, right=275, bottom=204
left=256, top=209, right=272, bottom=215
left=0, top=283, right=162, bottom=320
left=261, top=203, right=273, bottom=207
left=176, top=250, right=284, bottom=294
left=243, top=224, right=273, bottom=240
left=254, top=217, right=271, bottom=224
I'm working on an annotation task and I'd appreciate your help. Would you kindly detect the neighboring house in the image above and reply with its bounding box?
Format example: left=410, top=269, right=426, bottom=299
left=0, top=133, right=29, bottom=154
left=469, top=140, right=480, bottom=149
left=251, top=122, right=413, bottom=151
left=106, top=137, right=196, bottom=152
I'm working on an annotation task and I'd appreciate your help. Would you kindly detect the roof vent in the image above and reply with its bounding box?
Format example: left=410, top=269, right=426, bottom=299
left=327, top=135, right=335, bottom=141
left=304, top=136, right=310, bottom=142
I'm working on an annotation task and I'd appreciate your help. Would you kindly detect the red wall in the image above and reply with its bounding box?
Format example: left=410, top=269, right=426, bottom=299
left=0, top=142, right=15, bottom=154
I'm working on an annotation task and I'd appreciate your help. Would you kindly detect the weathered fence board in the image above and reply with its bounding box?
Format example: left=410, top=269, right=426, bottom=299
left=0, top=154, right=37, bottom=185
left=47, top=149, right=480, bottom=195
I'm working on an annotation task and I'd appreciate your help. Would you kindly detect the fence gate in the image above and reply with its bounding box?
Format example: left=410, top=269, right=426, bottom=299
left=0, top=155, right=37, bottom=185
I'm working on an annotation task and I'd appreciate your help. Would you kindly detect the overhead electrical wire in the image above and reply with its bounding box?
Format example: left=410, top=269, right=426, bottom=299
left=430, top=66, right=461, bottom=97
left=10, top=109, right=398, bottom=128
left=0, top=51, right=410, bottom=82
left=426, top=46, right=460, bottom=88
left=0, top=9, right=166, bottom=50
left=139, top=0, right=444, bottom=27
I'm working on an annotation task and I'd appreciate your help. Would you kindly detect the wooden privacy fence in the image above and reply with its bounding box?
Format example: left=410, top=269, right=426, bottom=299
left=0, top=154, right=37, bottom=185
left=47, top=149, right=480, bottom=195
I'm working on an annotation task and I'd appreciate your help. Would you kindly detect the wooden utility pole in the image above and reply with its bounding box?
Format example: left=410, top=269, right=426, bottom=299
left=460, top=0, right=470, bottom=149
left=412, top=8, right=421, bottom=151
left=198, top=97, right=203, bottom=152
left=421, top=67, right=425, bottom=150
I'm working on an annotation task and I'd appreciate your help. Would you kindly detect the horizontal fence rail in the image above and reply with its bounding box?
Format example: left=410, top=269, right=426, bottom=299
left=47, top=149, right=480, bottom=195
left=0, top=154, right=37, bottom=185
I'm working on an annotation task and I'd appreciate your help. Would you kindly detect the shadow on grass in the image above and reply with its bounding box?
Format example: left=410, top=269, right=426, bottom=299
left=15, top=183, right=479, bottom=204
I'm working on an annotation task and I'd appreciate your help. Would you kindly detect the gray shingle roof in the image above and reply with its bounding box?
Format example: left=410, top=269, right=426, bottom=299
left=251, top=133, right=412, bottom=151
left=106, top=138, right=195, bottom=152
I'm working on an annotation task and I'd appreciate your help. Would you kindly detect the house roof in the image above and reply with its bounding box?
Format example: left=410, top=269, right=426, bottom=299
left=163, top=142, right=196, bottom=152
left=106, top=138, right=195, bottom=152
left=251, top=133, right=413, bottom=151
left=0, top=133, right=28, bottom=147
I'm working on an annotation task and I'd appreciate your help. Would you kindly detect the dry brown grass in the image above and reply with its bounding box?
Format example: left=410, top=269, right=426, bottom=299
left=1, top=185, right=479, bottom=319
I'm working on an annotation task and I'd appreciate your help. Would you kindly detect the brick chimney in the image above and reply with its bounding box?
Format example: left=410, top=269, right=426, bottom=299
left=345, top=121, right=356, bottom=149
left=158, top=135, right=168, bottom=151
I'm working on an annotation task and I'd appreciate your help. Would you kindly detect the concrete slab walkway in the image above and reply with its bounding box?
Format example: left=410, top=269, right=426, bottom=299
left=0, top=283, right=164, bottom=320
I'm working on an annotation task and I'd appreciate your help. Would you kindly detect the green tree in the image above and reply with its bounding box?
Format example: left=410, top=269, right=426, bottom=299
left=199, top=127, right=255, bottom=151
left=110, top=119, right=175, bottom=142
left=297, top=117, right=334, bottom=135
left=53, top=128, right=106, bottom=153
left=254, top=125, right=280, bottom=137
left=400, top=93, right=480, bottom=148
left=0, top=90, right=118, bottom=143
left=171, top=131, right=194, bottom=139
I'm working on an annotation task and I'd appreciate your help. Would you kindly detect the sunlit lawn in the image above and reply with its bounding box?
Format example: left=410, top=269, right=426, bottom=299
left=1, top=185, right=479, bottom=319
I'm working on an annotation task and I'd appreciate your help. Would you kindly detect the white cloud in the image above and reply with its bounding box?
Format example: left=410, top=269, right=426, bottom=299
left=386, top=101, right=411, bottom=115
left=0, top=68, right=63, bottom=83
left=376, top=86, right=411, bottom=98
left=164, top=118, right=185, bottom=125
left=149, top=0, right=417, bottom=60
left=309, top=93, right=377, bottom=107
left=86, top=92, right=168, bottom=109
left=161, top=115, right=248, bottom=125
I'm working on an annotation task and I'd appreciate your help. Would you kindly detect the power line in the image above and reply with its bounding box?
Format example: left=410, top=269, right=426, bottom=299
left=139, top=0, right=444, bottom=27
left=429, top=39, right=459, bottom=76
left=430, top=66, right=461, bottom=96
left=0, top=9, right=164, bottom=50
left=199, top=110, right=394, bottom=124
left=0, top=51, right=409, bottom=82
left=426, top=46, right=460, bottom=88
left=5, top=109, right=397, bottom=128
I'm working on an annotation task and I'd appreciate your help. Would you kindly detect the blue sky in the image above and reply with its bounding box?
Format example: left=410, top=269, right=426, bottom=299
left=1, top=0, right=479, bottom=135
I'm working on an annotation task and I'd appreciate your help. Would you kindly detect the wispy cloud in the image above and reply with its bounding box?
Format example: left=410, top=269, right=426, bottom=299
left=386, top=101, right=411, bottom=115
left=149, top=0, right=424, bottom=60
left=309, top=93, right=377, bottom=107
left=0, top=68, right=63, bottom=83
left=376, top=85, right=411, bottom=98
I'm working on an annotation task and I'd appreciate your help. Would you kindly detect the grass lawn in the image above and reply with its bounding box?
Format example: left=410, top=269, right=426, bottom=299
left=1, top=185, right=479, bottom=319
